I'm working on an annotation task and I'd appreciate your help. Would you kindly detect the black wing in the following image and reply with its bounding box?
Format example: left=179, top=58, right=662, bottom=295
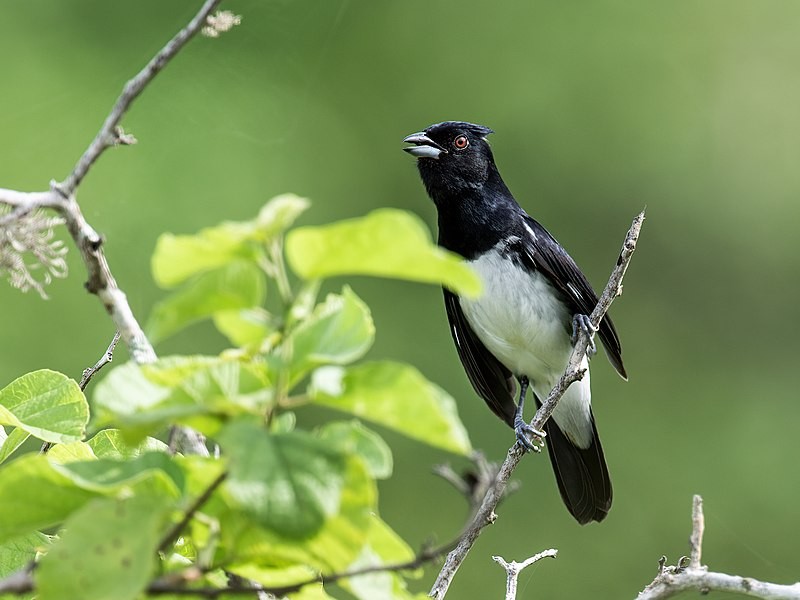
left=519, top=215, right=627, bottom=379
left=443, top=289, right=517, bottom=427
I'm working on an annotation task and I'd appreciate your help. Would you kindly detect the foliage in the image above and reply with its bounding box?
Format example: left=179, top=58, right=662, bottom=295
left=0, top=196, right=478, bottom=599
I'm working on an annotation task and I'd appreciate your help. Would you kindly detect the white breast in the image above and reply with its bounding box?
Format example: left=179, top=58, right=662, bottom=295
left=459, top=244, right=593, bottom=447
left=460, top=246, right=572, bottom=382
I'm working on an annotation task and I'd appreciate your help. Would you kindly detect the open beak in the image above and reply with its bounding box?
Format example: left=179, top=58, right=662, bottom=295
left=402, top=132, right=447, bottom=159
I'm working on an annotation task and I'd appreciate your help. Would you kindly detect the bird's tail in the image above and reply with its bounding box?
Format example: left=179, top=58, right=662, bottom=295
left=541, top=410, right=612, bottom=525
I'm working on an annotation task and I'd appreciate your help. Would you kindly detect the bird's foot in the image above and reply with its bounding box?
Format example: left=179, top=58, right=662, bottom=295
left=514, top=415, right=546, bottom=453
left=571, top=313, right=598, bottom=356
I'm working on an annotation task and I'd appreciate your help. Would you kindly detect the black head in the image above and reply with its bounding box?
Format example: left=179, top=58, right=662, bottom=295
left=403, top=121, right=498, bottom=200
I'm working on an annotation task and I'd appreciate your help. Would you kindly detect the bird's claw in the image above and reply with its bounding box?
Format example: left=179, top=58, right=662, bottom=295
left=514, top=418, right=546, bottom=453
left=571, top=314, right=598, bottom=356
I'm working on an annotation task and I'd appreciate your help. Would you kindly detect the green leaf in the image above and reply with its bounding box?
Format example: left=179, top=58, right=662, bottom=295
left=87, top=429, right=169, bottom=459
left=0, top=532, right=49, bottom=578
left=213, top=307, right=273, bottom=347
left=218, top=421, right=348, bottom=539
left=53, top=452, right=184, bottom=499
left=152, top=194, right=309, bottom=288
left=341, top=516, right=420, bottom=600
left=283, top=286, right=374, bottom=383
left=0, top=455, right=97, bottom=543
left=93, top=357, right=272, bottom=441
left=254, top=193, right=310, bottom=239
left=218, top=454, right=375, bottom=573
left=227, top=564, right=317, bottom=588
left=147, top=261, right=266, bottom=343
left=286, top=209, right=481, bottom=297
left=152, top=224, right=256, bottom=289
left=37, top=496, right=169, bottom=600
left=287, top=584, right=336, bottom=600
left=345, top=515, right=421, bottom=600
left=92, top=361, right=185, bottom=438
left=0, top=369, right=88, bottom=443
left=317, top=421, right=393, bottom=479
left=0, top=427, right=29, bottom=464
left=309, top=362, right=472, bottom=455
left=46, top=441, right=97, bottom=463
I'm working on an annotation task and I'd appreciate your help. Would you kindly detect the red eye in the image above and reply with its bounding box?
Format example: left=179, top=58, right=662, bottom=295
left=453, top=135, right=469, bottom=149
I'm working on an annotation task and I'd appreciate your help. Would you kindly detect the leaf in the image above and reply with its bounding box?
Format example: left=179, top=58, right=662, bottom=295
left=36, top=496, right=169, bottom=600
left=147, top=261, right=266, bottom=343
left=0, top=427, right=29, bottom=464
left=213, top=307, right=273, bottom=347
left=287, top=584, right=336, bottom=600
left=286, top=209, right=481, bottom=297
left=317, top=421, right=393, bottom=479
left=0, top=532, right=49, bottom=578
left=283, top=286, right=374, bottom=383
left=0, top=369, right=88, bottom=443
left=227, top=564, right=318, bottom=588
left=0, top=455, right=97, bottom=543
left=152, top=194, right=309, bottom=288
left=92, top=357, right=272, bottom=441
left=87, top=429, right=169, bottom=459
left=53, top=452, right=184, bottom=499
left=218, top=420, right=347, bottom=538
left=254, top=193, right=310, bottom=239
left=46, top=441, right=97, bottom=463
left=218, top=454, right=375, bottom=573
left=309, top=362, right=472, bottom=455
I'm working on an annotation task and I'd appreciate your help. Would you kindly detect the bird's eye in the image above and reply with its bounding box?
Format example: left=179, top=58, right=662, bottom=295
left=453, top=135, right=469, bottom=149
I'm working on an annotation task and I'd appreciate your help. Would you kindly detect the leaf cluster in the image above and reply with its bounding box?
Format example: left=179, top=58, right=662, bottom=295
left=0, top=196, right=480, bottom=600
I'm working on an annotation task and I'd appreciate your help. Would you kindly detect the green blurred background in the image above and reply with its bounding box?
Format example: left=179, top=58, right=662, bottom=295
left=2, top=1, right=799, bottom=598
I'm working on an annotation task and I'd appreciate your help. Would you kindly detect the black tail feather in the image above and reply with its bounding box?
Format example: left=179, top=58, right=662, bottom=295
left=541, top=412, right=612, bottom=524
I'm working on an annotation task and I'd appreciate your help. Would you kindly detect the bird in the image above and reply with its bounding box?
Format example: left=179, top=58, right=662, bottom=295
left=402, top=121, right=626, bottom=524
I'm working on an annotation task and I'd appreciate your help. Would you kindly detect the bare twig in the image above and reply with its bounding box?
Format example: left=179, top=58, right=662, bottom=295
left=40, top=330, right=122, bottom=453
left=0, top=0, right=222, bottom=364
left=79, top=330, right=122, bottom=389
left=433, top=451, right=521, bottom=518
left=157, top=471, right=228, bottom=554
left=429, top=210, right=645, bottom=599
left=493, top=549, right=558, bottom=600
left=688, top=494, right=704, bottom=570
left=59, top=0, right=222, bottom=194
left=637, top=495, right=800, bottom=600
left=0, top=569, right=34, bottom=596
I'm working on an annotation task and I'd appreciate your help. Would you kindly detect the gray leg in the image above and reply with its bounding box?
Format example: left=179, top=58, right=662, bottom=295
left=571, top=314, right=598, bottom=356
left=514, top=376, right=546, bottom=453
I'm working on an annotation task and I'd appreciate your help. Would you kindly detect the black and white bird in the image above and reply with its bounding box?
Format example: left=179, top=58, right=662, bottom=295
left=403, top=121, right=626, bottom=524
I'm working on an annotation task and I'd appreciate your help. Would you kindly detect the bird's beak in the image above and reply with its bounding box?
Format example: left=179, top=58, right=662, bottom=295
left=402, top=132, right=447, bottom=159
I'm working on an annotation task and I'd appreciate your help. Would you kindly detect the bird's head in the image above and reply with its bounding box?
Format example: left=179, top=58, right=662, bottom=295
left=403, top=121, right=496, bottom=199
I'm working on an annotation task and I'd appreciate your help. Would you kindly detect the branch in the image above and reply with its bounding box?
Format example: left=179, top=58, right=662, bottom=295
left=0, top=0, right=222, bottom=364
left=79, top=330, right=122, bottom=389
left=0, top=569, right=33, bottom=596
left=433, top=451, right=521, bottom=518
left=59, top=0, right=222, bottom=194
left=146, top=537, right=458, bottom=597
left=493, top=549, right=558, bottom=600
left=41, top=330, right=121, bottom=453
left=429, top=210, right=646, bottom=599
left=157, top=471, right=228, bottom=554
left=637, top=495, right=800, bottom=600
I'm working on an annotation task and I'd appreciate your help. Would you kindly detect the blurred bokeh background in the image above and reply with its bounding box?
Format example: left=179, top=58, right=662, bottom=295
left=2, top=1, right=800, bottom=598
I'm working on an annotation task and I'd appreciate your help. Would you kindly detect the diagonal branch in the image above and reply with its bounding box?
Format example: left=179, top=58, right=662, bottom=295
left=157, top=471, right=228, bottom=554
left=0, top=0, right=222, bottom=364
left=59, top=0, right=222, bottom=194
left=429, top=210, right=646, bottom=599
